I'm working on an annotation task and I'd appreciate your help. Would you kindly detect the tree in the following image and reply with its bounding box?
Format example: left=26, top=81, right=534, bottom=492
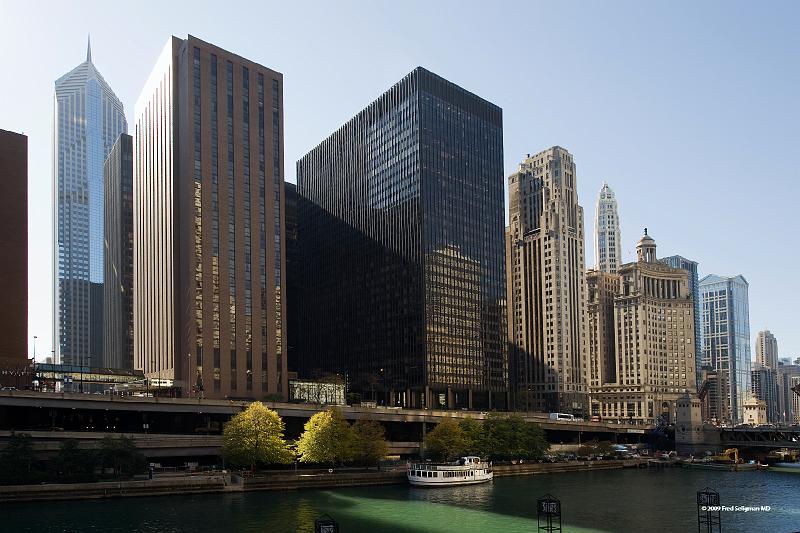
left=424, top=418, right=468, bottom=461
left=98, top=435, right=147, bottom=479
left=296, top=408, right=354, bottom=464
left=54, top=439, right=96, bottom=482
left=483, top=414, right=548, bottom=461
left=222, top=402, right=294, bottom=470
left=351, top=419, right=388, bottom=466
left=0, top=433, right=38, bottom=484
left=458, top=418, right=488, bottom=457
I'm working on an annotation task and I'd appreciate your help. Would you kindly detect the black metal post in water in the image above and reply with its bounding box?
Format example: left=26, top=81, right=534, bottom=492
left=315, top=514, right=339, bottom=533
left=697, top=487, right=722, bottom=532
left=537, top=494, right=562, bottom=532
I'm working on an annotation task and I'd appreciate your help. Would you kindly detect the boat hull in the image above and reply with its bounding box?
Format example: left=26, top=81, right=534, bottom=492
left=771, top=462, right=800, bottom=473
left=683, top=462, right=758, bottom=471
left=409, top=475, right=493, bottom=487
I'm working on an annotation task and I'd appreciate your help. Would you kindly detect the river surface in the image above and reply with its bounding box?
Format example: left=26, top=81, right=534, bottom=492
left=5, top=468, right=800, bottom=532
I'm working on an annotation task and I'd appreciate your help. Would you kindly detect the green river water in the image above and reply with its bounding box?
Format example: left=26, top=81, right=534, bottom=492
left=4, top=468, right=800, bottom=532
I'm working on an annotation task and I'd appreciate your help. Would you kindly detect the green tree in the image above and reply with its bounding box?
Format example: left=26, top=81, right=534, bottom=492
left=458, top=418, right=488, bottom=456
left=0, top=433, right=39, bottom=485
left=483, top=414, right=548, bottom=461
left=99, top=436, right=147, bottom=479
left=54, top=439, right=96, bottom=482
left=351, top=419, right=388, bottom=466
left=296, top=408, right=354, bottom=464
left=222, top=402, right=294, bottom=470
left=424, top=418, right=468, bottom=461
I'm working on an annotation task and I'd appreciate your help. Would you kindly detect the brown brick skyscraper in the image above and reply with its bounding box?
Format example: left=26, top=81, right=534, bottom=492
left=133, top=36, right=286, bottom=399
left=0, top=129, right=28, bottom=385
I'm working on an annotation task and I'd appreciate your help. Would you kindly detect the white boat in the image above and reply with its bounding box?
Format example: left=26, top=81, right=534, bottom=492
left=407, top=456, right=493, bottom=487
left=771, top=462, right=800, bottom=473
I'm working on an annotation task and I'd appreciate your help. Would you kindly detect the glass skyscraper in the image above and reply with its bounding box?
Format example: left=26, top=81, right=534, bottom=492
left=296, top=67, right=507, bottom=410
left=53, top=40, right=127, bottom=366
left=661, top=255, right=701, bottom=390
left=700, top=274, right=751, bottom=423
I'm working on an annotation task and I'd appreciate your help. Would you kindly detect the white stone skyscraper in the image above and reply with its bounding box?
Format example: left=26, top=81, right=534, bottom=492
left=53, top=38, right=127, bottom=367
left=594, top=182, right=621, bottom=273
left=506, top=146, right=587, bottom=414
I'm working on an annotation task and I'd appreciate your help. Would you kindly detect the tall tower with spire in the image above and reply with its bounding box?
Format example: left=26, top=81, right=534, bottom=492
left=594, top=182, right=622, bottom=273
left=53, top=37, right=127, bottom=368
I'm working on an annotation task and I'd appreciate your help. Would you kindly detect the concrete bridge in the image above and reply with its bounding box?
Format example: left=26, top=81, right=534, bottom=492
left=0, top=391, right=651, bottom=450
left=0, top=430, right=420, bottom=460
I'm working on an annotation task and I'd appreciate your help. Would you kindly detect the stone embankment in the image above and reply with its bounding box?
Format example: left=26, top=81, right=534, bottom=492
left=0, top=460, right=647, bottom=503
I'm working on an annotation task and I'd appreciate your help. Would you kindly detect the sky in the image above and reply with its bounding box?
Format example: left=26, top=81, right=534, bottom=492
left=1, top=0, right=798, bottom=361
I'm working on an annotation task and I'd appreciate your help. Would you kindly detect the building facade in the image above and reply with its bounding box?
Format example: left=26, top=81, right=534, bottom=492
left=506, top=146, right=587, bottom=414
left=586, top=269, right=619, bottom=393
left=103, top=133, right=134, bottom=369
left=742, top=396, right=767, bottom=426
left=53, top=40, right=127, bottom=366
left=0, top=130, right=29, bottom=385
left=296, top=67, right=507, bottom=410
left=593, top=182, right=621, bottom=274
left=750, top=364, right=779, bottom=423
left=660, top=255, right=702, bottom=389
left=700, top=274, right=751, bottom=424
left=284, top=181, right=301, bottom=375
left=777, top=362, right=800, bottom=424
left=133, top=36, right=286, bottom=399
left=755, top=330, right=778, bottom=370
left=588, top=232, right=697, bottom=423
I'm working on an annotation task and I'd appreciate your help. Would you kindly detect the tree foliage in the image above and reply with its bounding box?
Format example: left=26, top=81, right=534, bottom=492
left=425, top=415, right=549, bottom=462
left=482, top=414, right=548, bottom=460
left=296, top=408, right=354, bottom=464
left=54, top=439, right=96, bottom=482
left=458, top=418, right=489, bottom=457
left=99, top=436, right=147, bottom=479
left=351, top=419, right=388, bottom=466
left=222, top=402, right=294, bottom=469
left=424, top=418, right=468, bottom=461
left=0, top=433, right=39, bottom=484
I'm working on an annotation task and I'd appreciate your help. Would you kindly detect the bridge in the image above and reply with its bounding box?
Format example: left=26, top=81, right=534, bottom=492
left=0, top=391, right=652, bottom=461
left=721, top=427, right=800, bottom=449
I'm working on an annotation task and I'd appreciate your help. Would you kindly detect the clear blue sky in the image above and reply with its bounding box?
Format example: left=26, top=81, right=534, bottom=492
left=1, top=0, right=798, bottom=361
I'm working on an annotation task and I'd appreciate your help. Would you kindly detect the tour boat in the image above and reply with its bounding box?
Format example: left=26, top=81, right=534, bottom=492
left=771, top=462, right=800, bottom=474
left=407, top=456, right=493, bottom=487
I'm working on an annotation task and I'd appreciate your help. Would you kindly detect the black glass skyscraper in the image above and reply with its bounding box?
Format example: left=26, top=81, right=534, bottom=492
left=296, top=67, right=506, bottom=410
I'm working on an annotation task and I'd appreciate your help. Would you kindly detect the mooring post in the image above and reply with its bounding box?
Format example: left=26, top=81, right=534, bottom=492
left=697, top=487, right=722, bottom=532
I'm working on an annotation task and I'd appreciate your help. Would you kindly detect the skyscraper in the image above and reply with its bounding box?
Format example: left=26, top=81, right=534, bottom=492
left=53, top=39, right=127, bottom=366
left=134, top=36, right=286, bottom=399
left=660, top=255, right=702, bottom=388
left=103, top=133, right=133, bottom=370
left=700, top=274, right=751, bottom=423
left=594, top=182, right=621, bottom=274
left=755, top=330, right=779, bottom=369
left=0, top=129, right=28, bottom=386
left=506, top=147, right=587, bottom=414
left=751, top=365, right=779, bottom=423
left=296, top=67, right=507, bottom=410
left=587, top=231, right=697, bottom=423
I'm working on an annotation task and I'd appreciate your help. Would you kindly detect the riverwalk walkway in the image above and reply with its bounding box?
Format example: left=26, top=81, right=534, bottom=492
left=0, top=459, right=648, bottom=503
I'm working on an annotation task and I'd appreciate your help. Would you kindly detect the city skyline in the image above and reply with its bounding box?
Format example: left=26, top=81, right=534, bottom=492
left=1, top=1, right=798, bottom=360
